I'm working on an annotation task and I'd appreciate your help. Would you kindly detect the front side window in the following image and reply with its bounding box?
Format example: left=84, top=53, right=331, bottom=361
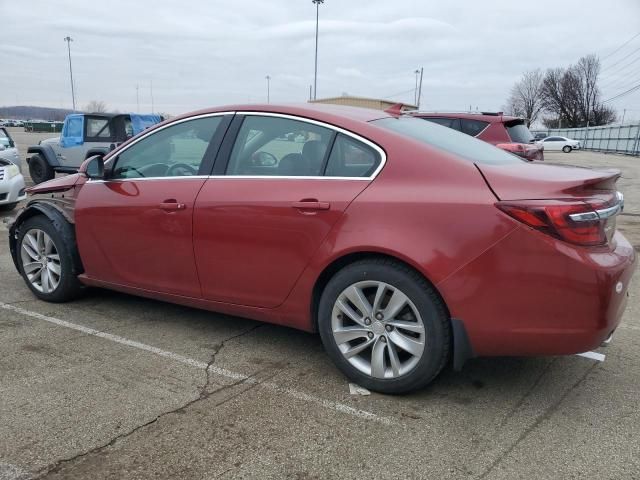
left=111, top=116, right=222, bottom=179
left=0, top=129, right=11, bottom=147
left=325, top=133, right=381, bottom=177
left=226, top=116, right=333, bottom=176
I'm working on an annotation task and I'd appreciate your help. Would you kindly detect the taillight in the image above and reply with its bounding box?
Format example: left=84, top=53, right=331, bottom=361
left=496, top=194, right=622, bottom=246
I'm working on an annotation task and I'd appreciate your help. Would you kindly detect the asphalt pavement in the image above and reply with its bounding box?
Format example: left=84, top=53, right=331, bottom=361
left=0, top=142, right=639, bottom=479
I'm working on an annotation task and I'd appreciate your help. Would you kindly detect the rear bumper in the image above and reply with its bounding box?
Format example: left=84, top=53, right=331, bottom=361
left=438, top=228, right=637, bottom=357
left=0, top=173, right=26, bottom=205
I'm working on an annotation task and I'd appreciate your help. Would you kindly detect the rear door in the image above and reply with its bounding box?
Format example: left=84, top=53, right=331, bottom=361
left=193, top=113, right=384, bottom=308
left=543, top=136, right=564, bottom=150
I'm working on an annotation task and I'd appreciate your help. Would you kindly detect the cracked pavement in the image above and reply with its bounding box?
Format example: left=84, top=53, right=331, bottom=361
left=1, top=148, right=639, bottom=479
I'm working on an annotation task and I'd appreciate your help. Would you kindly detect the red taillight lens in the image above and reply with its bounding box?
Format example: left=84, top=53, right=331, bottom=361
left=496, top=198, right=616, bottom=246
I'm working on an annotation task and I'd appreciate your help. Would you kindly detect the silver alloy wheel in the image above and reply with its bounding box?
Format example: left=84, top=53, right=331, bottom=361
left=331, top=280, right=426, bottom=379
left=20, top=229, right=62, bottom=294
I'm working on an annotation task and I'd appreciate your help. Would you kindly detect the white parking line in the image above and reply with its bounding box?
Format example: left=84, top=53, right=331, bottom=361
left=0, top=302, right=393, bottom=425
left=576, top=351, right=606, bottom=362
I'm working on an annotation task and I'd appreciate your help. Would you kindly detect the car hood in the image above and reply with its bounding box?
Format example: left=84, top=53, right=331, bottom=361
left=40, top=137, right=60, bottom=145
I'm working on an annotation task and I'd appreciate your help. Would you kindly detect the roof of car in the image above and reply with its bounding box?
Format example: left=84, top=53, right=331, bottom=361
left=409, top=111, right=523, bottom=123
left=170, top=103, right=392, bottom=125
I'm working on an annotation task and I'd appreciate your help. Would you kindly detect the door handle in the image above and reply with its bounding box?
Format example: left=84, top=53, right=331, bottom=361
left=291, top=200, right=331, bottom=211
left=159, top=200, right=186, bottom=211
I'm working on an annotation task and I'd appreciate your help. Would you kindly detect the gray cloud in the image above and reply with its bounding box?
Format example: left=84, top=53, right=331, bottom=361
left=1, top=0, right=639, bottom=120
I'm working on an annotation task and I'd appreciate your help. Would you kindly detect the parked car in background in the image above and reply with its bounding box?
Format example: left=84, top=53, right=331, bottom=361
left=533, top=132, right=547, bottom=141
left=0, top=127, right=26, bottom=211
left=410, top=111, right=544, bottom=161
left=26, top=112, right=163, bottom=184
left=8, top=104, right=635, bottom=394
left=541, top=136, right=581, bottom=153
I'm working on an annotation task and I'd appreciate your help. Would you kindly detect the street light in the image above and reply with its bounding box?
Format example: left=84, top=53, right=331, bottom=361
left=414, top=69, right=420, bottom=106
left=265, top=75, right=271, bottom=104
left=312, top=0, right=324, bottom=100
left=63, top=36, right=76, bottom=111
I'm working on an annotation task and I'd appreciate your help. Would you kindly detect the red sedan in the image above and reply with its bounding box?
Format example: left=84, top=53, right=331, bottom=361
left=9, top=104, right=635, bottom=393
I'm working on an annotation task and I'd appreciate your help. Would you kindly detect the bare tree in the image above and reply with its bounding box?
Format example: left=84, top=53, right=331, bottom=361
left=84, top=100, right=108, bottom=113
left=540, top=55, right=615, bottom=128
left=504, top=70, right=544, bottom=126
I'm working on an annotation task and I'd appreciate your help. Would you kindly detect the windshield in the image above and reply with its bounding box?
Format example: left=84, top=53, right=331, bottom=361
left=505, top=120, right=534, bottom=143
left=372, top=116, right=524, bottom=165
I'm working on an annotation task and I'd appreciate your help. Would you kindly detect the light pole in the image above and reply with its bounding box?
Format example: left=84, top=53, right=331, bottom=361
left=414, top=69, right=420, bottom=106
left=265, top=75, right=271, bottom=103
left=63, top=36, right=76, bottom=111
left=312, top=0, right=324, bottom=100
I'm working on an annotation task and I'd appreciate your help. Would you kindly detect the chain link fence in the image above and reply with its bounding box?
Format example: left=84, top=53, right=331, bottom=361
left=532, top=124, right=640, bottom=156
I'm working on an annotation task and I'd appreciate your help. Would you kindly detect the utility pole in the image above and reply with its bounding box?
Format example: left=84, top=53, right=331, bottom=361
left=416, top=67, right=423, bottom=109
left=309, top=85, right=312, bottom=101
left=136, top=84, right=140, bottom=113
left=265, top=75, right=271, bottom=103
left=312, top=0, right=324, bottom=100
left=621, top=109, right=626, bottom=124
left=63, top=36, right=76, bottom=111
left=414, top=69, right=420, bottom=106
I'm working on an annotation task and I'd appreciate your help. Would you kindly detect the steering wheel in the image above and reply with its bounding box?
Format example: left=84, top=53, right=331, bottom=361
left=166, top=163, right=198, bottom=176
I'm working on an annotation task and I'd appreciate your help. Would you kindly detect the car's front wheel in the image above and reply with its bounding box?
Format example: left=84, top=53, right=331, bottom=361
left=28, top=154, right=54, bottom=184
left=17, top=215, right=83, bottom=302
left=562, top=145, right=572, bottom=153
left=318, top=258, right=450, bottom=394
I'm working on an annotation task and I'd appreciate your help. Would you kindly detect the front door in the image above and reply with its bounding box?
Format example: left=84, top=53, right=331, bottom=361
left=193, top=113, right=384, bottom=308
left=76, top=114, right=230, bottom=297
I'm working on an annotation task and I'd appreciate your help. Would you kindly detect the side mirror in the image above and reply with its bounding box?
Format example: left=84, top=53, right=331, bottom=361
left=79, top=155, right=105, bottom=179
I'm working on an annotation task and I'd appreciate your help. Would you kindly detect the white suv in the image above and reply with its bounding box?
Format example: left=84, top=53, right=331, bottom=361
left=0, top=127, right=26, bottom=211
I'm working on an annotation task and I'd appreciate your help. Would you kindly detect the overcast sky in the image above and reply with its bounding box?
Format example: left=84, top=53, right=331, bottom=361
left=1, top=0, right=639, bottom=121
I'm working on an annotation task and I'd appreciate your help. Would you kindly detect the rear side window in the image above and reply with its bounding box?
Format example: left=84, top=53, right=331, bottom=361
left=325, top=133, right=381, bottom=177
left=505, top=121, right=534, bottom=143
left=460, top=119, right=489, bottom=137
left=423, top=117, right=462, bottom=131
left=373, top=117, right=524, bottom=165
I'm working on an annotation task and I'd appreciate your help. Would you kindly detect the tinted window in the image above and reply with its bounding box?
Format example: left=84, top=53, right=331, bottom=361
left=460, top=119, right=489, bottom=137
left=505, top=121, right=534, bottom=143
left=325, top=133, right=380, bottom=177
left=373, top=117, right=524, bottom=165
left=112, top=116, right=222, bottom=179
left=544, top=136, right=563, bottom=142
left=226, top=116, right=333, bottom=176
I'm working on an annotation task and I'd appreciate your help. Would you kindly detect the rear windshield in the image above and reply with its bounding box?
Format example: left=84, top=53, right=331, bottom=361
left=505, top=120, right=534, bottom=143
left=372, top=117, right=524, bottom=165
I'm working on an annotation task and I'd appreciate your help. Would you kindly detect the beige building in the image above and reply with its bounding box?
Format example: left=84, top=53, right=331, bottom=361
left=310, top=95, right=417, bottom=111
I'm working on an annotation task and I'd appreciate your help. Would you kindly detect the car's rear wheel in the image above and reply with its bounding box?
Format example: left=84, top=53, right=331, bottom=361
left=28, top=154, right=54, bottom=184
left=318, top=258, right=450, bottom=394
left=17, top=216, right=82, bottom=302
left=562, top=145, right=572, bottom=153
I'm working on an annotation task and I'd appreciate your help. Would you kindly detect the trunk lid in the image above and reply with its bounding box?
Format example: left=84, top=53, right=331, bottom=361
left=477, top=162, right=620, bottom=200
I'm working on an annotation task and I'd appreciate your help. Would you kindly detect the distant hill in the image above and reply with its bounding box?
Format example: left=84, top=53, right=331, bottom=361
left=0, top=106, right=76, bottom=121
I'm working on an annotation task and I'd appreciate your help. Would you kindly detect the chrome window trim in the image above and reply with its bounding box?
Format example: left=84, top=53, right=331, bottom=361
left=569, top=192, right=624, bottom=222
left=91, top=110, right=387, bottom=183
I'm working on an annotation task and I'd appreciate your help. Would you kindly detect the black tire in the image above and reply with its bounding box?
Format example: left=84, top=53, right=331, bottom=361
left=562, top=145, right=572, bottom=153
left=318, top=258, right=451, bottom=394
left=16, top=215, right=83, bottom=302
left=28, top=154, right=54, bottom=184
left=0, top=202, right=18, bottom=212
